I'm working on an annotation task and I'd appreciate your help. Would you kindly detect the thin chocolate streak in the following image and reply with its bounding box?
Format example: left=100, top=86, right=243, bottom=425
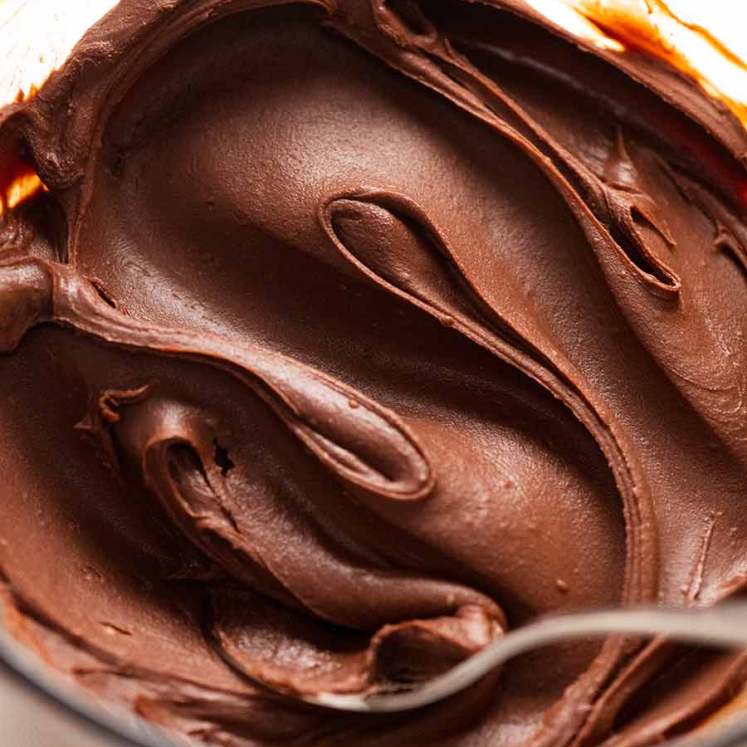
left=0, top=1, right=745, bottom=746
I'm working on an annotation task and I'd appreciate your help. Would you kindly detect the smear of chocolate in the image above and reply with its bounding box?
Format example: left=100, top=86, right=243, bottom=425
left=0, top=2, right=745, bottom=745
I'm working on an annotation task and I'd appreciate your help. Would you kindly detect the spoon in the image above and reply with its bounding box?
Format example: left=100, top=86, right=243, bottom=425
left=307, top=604, right=747, bottom=713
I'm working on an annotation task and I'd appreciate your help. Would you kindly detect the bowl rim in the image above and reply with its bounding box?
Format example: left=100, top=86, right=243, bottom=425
left=0, top=605, right=183, bottom=747
left=1, top=606, right=747, bottom=747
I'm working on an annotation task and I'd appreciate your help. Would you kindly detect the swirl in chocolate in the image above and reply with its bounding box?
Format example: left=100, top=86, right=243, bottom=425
left=0, top=1, right=746, bottom=745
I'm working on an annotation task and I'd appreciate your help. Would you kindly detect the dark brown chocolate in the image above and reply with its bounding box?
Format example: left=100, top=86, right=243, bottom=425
left=0, top=1, right=746, bottom=745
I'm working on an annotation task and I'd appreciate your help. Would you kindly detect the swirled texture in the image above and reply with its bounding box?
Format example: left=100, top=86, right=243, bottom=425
left=0, top=1, right=746, bottom=745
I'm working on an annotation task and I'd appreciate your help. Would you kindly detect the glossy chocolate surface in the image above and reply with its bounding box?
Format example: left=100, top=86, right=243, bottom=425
left=0, top=1, right=746, bottom=745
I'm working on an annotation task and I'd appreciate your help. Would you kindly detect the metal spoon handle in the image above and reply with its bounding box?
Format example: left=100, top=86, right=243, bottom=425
left=311, top=604, right=747, bottom=713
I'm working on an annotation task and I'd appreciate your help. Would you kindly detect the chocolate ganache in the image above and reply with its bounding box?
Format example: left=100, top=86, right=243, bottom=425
left=0, top=1, right=746, bottom=745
